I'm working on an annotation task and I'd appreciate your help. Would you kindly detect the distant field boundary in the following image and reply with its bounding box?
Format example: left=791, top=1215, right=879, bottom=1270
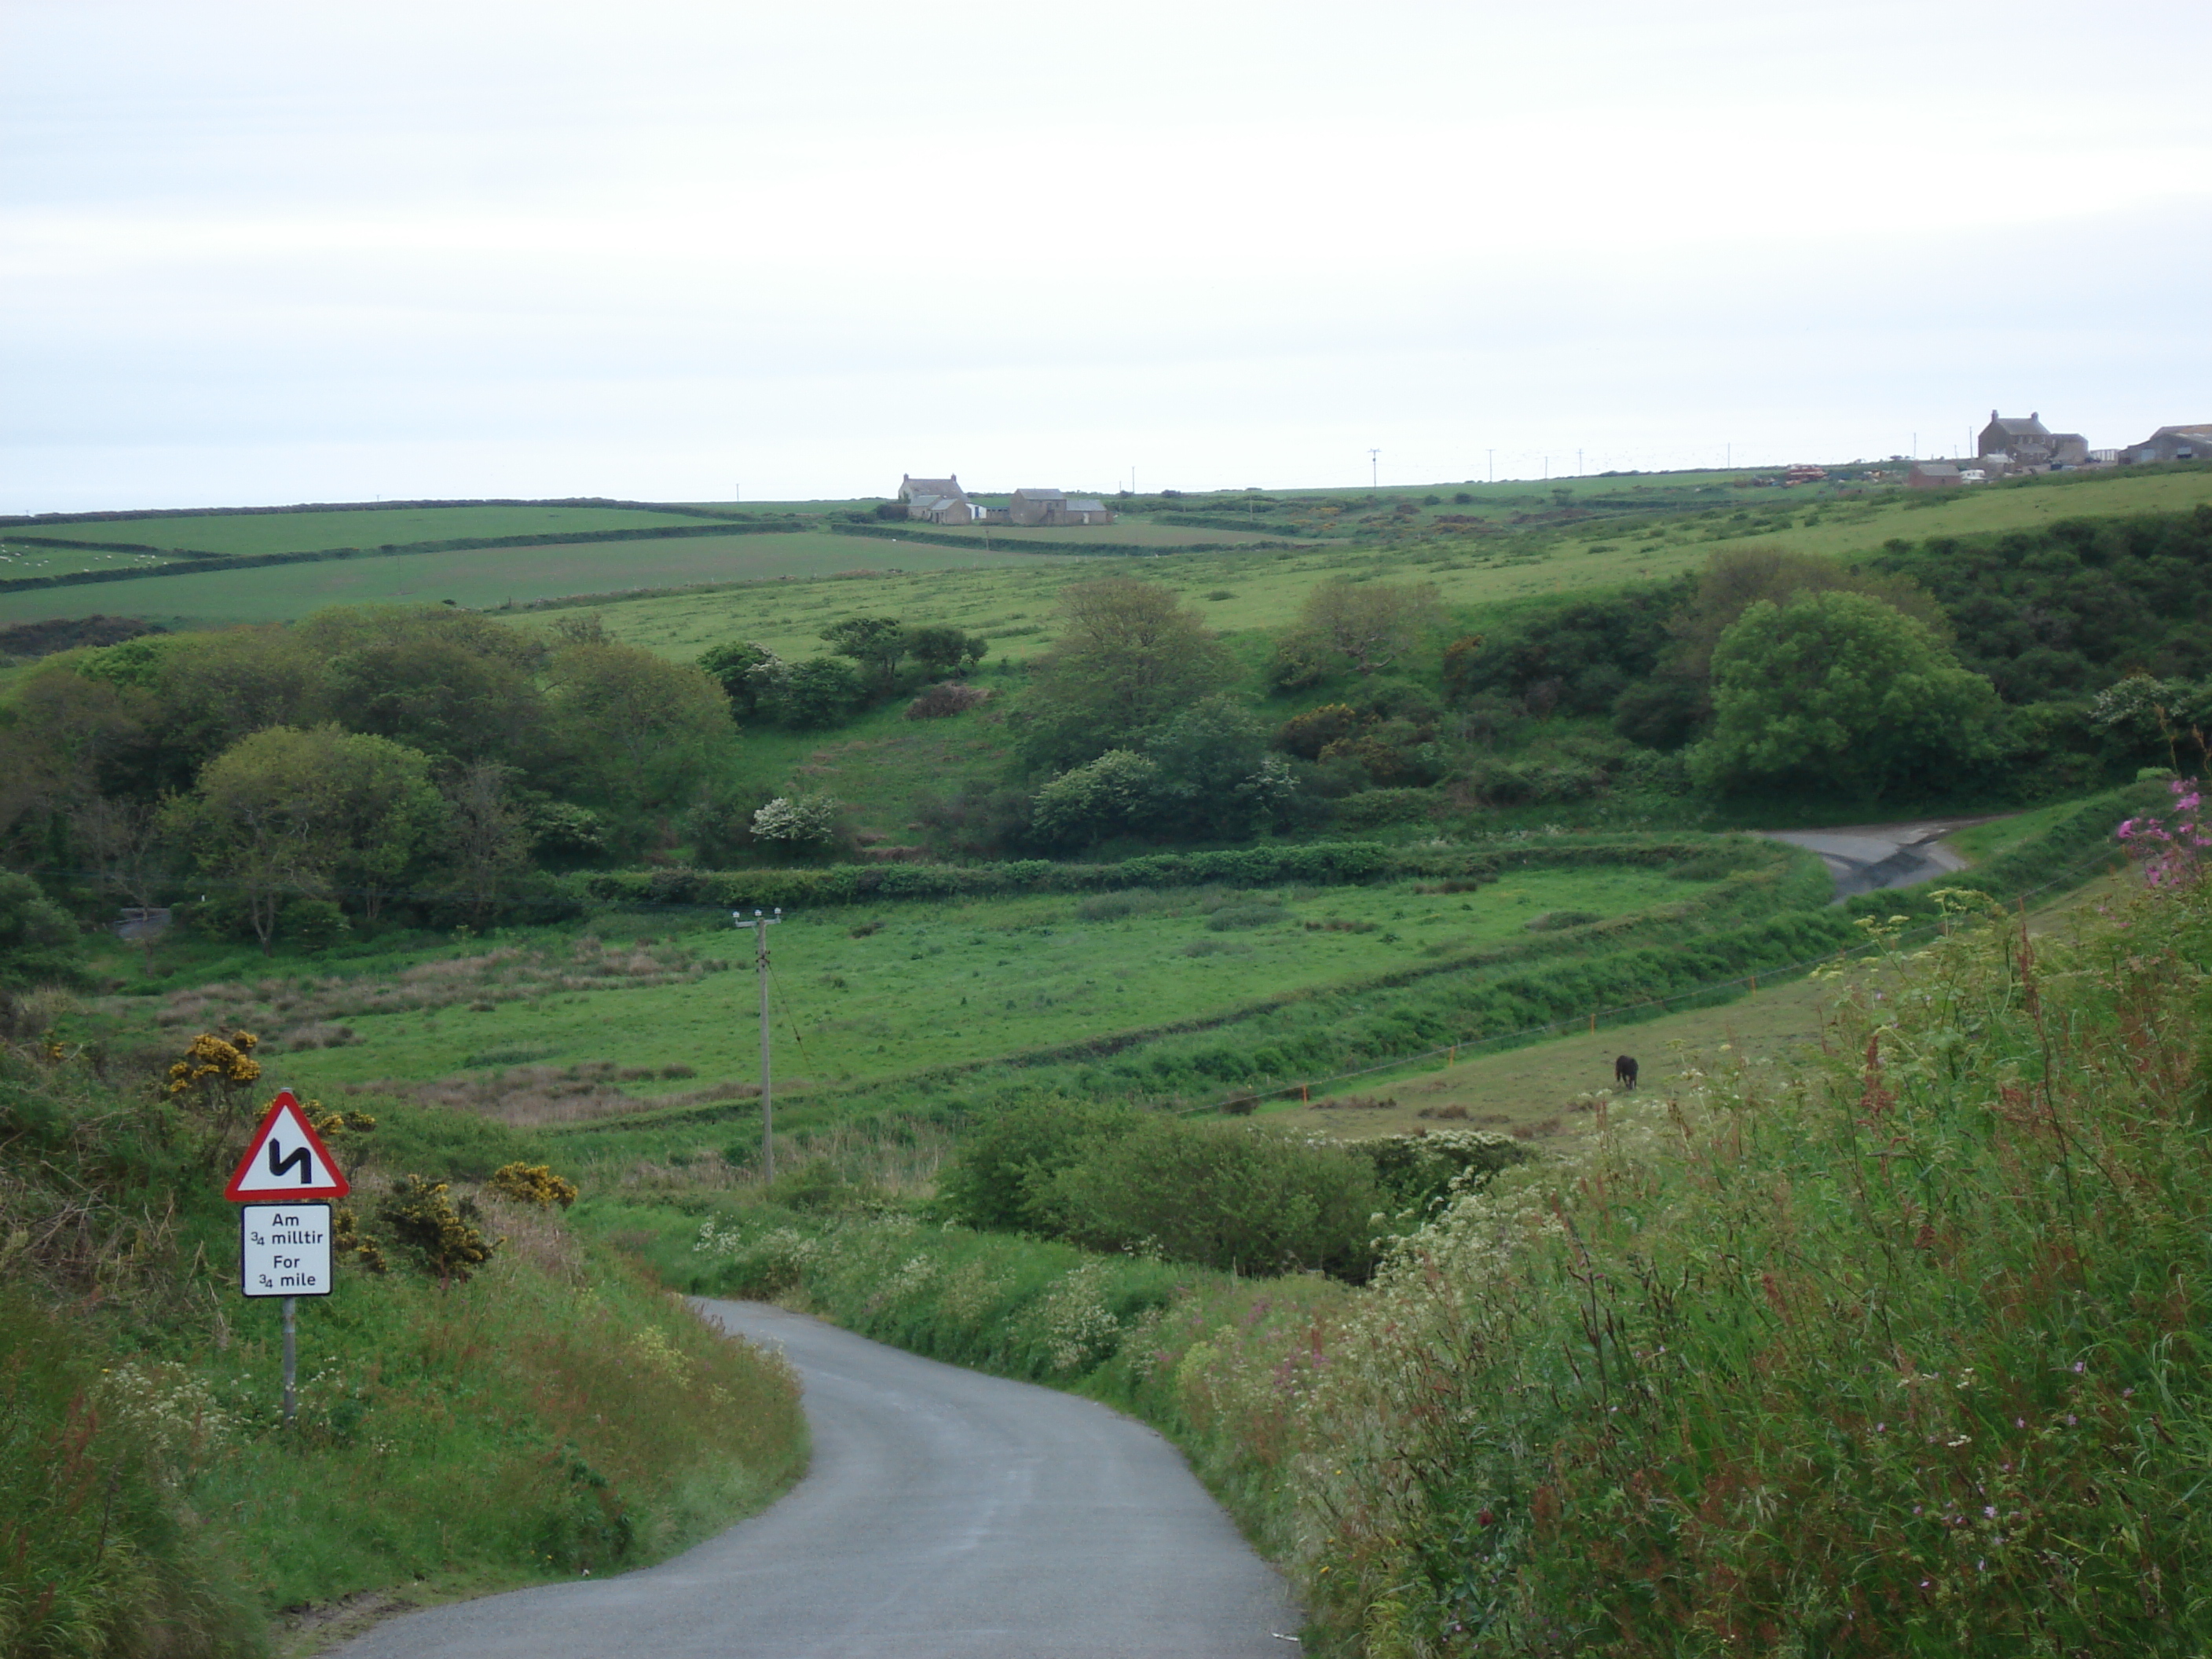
left=0, top=520, right=811, bottom=595
left=825, top=522, right=1308, bottom=558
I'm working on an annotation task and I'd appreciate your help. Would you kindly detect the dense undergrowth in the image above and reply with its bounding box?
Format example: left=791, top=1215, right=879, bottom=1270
left=0, top=1052, right=806, bottom=1659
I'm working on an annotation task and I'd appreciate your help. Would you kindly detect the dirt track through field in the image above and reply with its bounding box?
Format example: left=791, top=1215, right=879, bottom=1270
left=326, top=1300, right=1298, bottom=1659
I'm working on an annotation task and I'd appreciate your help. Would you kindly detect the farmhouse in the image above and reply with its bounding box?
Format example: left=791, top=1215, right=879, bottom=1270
left=2126, top=423, right=2212, bottom=466
left=1976, top=411, right=2091, bottom=472
left=895, top=474, right=980, bottom=524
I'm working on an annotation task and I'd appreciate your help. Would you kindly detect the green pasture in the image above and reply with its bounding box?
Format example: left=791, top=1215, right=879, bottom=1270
left=7, top=463, right=2203, bottom=639
left=141, top=866, right=1701, bottom=1108
left=0, top=531, right=1083, bottom=628
left=4, top=502, right=715, bottom=559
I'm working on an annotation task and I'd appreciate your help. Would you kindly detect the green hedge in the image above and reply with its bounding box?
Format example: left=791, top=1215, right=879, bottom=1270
left=571, top=835, right=1793, bottom=911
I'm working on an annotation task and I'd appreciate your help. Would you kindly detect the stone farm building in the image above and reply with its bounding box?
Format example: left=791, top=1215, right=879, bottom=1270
left=895, top=474, right=980, bottom=524
left=893, top=476, right=1115, bottom=526
left=1003, top=489, right=1113, bottom=526
left=1977, top=411, right=2090, bottom=472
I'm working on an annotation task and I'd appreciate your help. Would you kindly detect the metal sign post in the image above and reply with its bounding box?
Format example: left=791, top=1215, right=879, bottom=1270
left=736, top=909, right=782, bottom=1181
left=225, top=1091, right=348, bottom=1426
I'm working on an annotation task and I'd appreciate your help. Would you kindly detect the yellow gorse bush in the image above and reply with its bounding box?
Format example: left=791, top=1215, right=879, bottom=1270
left=165, top=1029, right=259, bottom=1097
left=487, top=1163, right=580, bottom=1209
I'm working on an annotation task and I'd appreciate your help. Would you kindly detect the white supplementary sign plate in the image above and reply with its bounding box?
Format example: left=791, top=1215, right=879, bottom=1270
left=240, top=1203, right=333, bottom=1298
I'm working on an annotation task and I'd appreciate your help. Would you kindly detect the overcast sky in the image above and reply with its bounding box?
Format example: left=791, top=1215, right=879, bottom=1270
left=4, top=0, right=2208, bottom=511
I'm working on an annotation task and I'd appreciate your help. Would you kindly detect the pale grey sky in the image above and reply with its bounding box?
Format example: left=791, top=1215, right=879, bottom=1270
left=5, top=0, right=2207, bottom=510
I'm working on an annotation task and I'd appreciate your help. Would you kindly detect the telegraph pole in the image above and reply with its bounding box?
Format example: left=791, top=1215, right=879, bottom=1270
left=737, top=908, right=783, bottom=1179
left=1369, top=449, right=1379, bottom=489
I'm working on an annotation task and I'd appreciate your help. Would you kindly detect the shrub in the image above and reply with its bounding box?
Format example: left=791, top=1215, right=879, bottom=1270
left=1046, top=1116, right=1383, bottom=1280
left=487, top=1162, right=580, bottom=1208
left=749, top=794, right=843, bottom=849
left=374, top=1174, right=499, bottom=1284
left=935, top=1096, right=1141, bottom=1234
left=904, top=682, right=991, bottom=720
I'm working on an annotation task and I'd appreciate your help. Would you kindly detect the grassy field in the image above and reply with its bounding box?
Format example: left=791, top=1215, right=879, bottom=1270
left=1, top=502, right=719, bottom=559
left=526, top=464, right=2212, bottom=668
left=0, top=531, right=1092, bottom=628
left=1287, top=853, right=2136, bottom=1143
left=86, top=862, right=1720, bottom=1126
left=5, top=464, right=2205, bottom=637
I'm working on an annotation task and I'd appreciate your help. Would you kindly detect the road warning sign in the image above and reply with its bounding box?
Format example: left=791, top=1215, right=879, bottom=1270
left=224, top=1090, right=350, bottom=1201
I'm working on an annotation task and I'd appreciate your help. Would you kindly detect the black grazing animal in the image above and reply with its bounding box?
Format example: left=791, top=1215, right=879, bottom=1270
left=1614, top=1054, right=1639, bottom=1089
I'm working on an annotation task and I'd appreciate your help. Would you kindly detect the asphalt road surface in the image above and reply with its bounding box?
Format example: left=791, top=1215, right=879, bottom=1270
left=330, top=1299, right=1299, bottom=1659
left=1764, top=816, right=1990, bottom=899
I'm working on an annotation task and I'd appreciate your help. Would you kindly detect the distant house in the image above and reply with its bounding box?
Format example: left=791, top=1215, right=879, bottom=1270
left=1908, top=462, right=1965, bottom=489
left=2126, top=424, right=2212, bottom=465
left=1976, top=411, right=2089, bottom=471
left=1001, top=489, right=1115, bottom=527
left=895, top=474, right=979, bottom=523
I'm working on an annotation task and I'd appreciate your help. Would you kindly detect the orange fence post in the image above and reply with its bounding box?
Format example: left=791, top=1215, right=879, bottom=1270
left=1300, top=1083, right=1308, bottom=1103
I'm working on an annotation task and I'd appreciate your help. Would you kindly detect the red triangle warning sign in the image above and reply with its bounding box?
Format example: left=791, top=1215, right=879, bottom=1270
left=224, top=1090, right=350, bottom=1201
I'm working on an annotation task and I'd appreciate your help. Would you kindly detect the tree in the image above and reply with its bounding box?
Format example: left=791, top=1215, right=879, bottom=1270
left=1144, top=695, right=1295, bottom=839
left=295, top=606, right=551, bottom=767
left=819, top=617, right=906, bottom=693
left=1689, top=591, right=2002, bottom=799
left=544, top=639, right=733, bottom=814
left=1030, top=750, right=1163, bottom=846
left=696, top=641, right=780, bottom=720
left=0, top=871, right=85, bottom=991
left=903, top=624, right=987, bottom=679
left=1269, top=578, right=1439, bottom=685
left=439, top=761, right=534, bottom=925
left=1669, top=546, right=1950, bottom=683
left=1020, top=578, right=1233, bottom=767
left=165, top=726, right=444, bottom=951
left=774, top=658, right=864, bottom=729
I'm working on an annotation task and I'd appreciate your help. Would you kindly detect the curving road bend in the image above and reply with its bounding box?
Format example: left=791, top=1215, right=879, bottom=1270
left=329, top=1299, right=1299, bottom=1659
left=1763, top=816, right=1994, bottom=899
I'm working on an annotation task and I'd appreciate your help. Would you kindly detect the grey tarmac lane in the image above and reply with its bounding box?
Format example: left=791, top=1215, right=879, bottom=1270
left=328, top=1299, right=1300, bottom=1659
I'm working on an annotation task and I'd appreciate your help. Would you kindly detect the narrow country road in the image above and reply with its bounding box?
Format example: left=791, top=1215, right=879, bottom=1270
left=1763, top=815, right=1995, bottom=899
left=328, top=1300, right=1300, bottom=1659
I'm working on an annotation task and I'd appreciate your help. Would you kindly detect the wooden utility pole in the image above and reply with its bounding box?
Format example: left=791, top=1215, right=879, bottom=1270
left=738, top=909, right=783, bottom=1180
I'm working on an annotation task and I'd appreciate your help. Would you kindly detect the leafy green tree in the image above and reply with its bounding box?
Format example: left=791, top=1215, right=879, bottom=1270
left=1020, top=578, right=1233, bottom=767
left=1030, top=750, right=1162, bottom=846
left=439, top=760, right=535, bottom=925
left=163, top=726, right=444, bottom=950
left=1690, top=591, right=2001, bottom=799
left=903, top=624, right=987, bottom=679
left=819, top=617, right=906, bottom=693
left=544, top=639, right=733, bottom=815
left=1144, top=695, right=1295, bottom=838
left=0, top=871, right=86, bottom=990
left=695, top=641, right=779, bottom=719
left=774, top=658, right=864, bottom=729
left=1269, top=577, right=1439, bottom=685
left=295, top=606, right=550, bottom=767
left=1669, top=546, right=1949, bottom=683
